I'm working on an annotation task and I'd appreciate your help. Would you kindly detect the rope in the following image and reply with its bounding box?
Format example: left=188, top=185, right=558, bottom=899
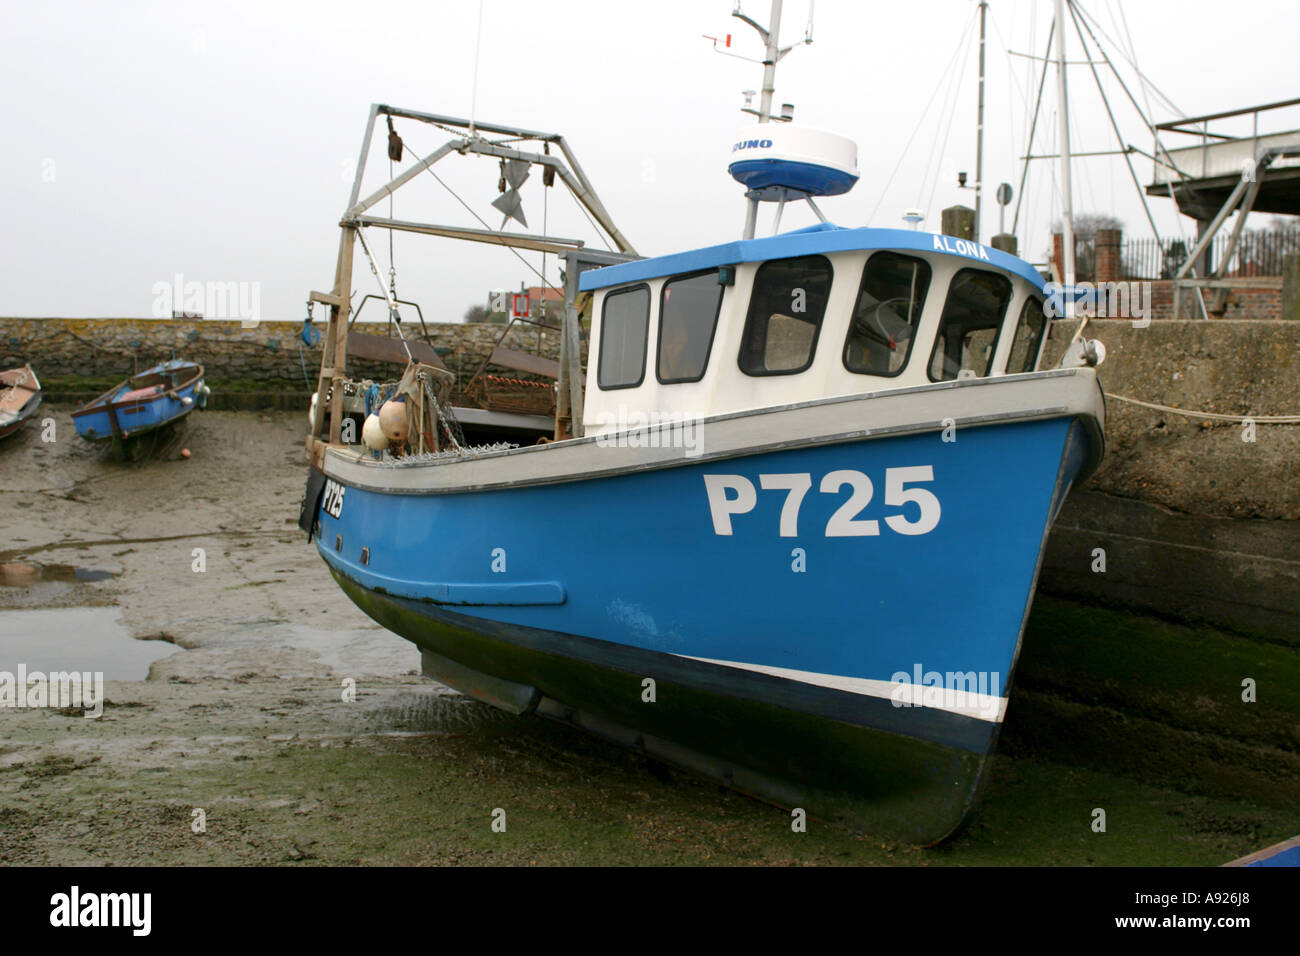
left=1108, top=392, right=1300, bottom=424
left=1, top=367, right=31, bottom=392
left=482, top=374, right=552, bottom=388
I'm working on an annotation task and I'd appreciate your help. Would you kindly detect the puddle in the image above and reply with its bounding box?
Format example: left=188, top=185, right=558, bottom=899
left=0, top=608, right=179, bottom=680
left=0, top=562, right=121, bottom=587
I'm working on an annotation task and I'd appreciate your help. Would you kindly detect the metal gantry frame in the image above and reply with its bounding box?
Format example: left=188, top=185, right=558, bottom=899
left=1170, top=143, right=1300, bottom=318
left=306, top=104, right=638, bottom=462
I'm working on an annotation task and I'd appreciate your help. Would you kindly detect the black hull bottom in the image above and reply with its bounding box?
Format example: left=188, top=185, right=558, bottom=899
left=332, top=568, right=997, bottom=845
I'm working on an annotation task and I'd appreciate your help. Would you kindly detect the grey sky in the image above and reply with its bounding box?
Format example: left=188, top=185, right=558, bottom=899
left=3, top=0, right=1297, bottom=325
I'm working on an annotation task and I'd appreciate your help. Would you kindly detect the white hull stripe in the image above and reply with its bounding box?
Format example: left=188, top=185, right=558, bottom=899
left=675, top=654, right=1009, bottom=723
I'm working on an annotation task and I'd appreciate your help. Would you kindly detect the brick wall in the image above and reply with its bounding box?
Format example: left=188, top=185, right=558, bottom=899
left=1146, top=279, right=1284, bottom=320
left=1052, top=227, right=1289, bottom=319
left=1095, top=228, right=1121, bottom=283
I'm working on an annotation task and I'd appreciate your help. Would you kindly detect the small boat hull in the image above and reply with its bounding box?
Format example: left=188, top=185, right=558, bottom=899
left=73, top=360, right=206, bottom=442
left=304, top=370, right=1104, bottom=843
left=0, top=365, right=42, bottom=440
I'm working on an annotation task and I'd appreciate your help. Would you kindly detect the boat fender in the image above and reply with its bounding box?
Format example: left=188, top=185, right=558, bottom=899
left=378, top=399, right=408, bottom=442
left=362, top=413, right=388, bottom=450
left=1060, top=338, right=1107, bottom=369
left=301, top=317, right=320, bottom=347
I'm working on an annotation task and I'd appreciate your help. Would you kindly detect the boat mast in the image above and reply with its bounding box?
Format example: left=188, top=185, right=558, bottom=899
left=974, top=0, right=987, bottom=243
left=739, top=0, right=785, bottom=239
left=1053, top=0, right=1076, bottom=319
left=757, top=0, right=782, bottom=123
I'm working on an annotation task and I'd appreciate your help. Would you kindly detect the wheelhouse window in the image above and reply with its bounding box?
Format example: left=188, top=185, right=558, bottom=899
left=658, top=270, right=724, bottom=384
left=598, top=284, right=650, bottom=389
left=738, top=255, right=833, bottom=376
left=927, top=268, right=1013, bottom=382
left=843, top=252, right=931, bottom=376
left=1006, top=296, right=1046, bottom=374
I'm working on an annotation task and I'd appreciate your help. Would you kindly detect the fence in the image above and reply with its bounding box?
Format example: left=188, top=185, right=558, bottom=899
left=1123, top=226, right=1300, bottom=280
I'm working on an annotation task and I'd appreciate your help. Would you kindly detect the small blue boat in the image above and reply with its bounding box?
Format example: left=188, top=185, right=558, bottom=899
left=1227, top=835, right=1300, bottom=867
left=73, top=359, right=208, bottom=442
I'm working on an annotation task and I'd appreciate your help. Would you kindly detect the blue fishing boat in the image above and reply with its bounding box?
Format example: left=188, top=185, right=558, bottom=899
left=297, top=9, right=1108, bottom=844
left=72, top=359, right=208, bottom=443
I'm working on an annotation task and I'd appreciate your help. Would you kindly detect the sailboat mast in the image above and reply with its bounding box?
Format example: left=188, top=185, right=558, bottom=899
left=975, top=0, right=987, bottom=244
left=1053, top=0, right=1076, bottom=319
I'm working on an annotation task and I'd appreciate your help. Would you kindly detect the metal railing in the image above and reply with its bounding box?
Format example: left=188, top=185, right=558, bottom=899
left=1122, top=226, right=1300, bottom=280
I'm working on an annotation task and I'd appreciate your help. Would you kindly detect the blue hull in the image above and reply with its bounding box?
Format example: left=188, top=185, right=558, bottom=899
left=73, top=361, right=205, bottom=441
left=310, top=413, right=1095, bottom=841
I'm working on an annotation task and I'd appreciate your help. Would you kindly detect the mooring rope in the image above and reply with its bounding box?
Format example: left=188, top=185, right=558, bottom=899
left=1107, top=392, right=1300, bottom=424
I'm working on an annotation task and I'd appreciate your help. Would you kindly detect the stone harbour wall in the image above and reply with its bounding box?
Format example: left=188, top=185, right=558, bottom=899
left=0, top=316, right=573, bottom=389
left=1039, top=319, right=1300, bottom=642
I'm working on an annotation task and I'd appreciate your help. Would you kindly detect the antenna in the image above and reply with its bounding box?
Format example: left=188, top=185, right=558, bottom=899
left=1053, top=0, right=1076, bottom=321
left=712, top=1, right=813, bottom=123
left=974, top=0, right=987, bottom=244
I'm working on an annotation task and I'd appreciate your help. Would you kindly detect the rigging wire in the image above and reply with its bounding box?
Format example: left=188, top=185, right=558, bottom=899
left=1026, top=0, right=1038, bottom=143
left=865, top=8, right=977, bottom=225
left=468, top=0, right=486, bottom=136
left=423, top=123, right=614, bottom=253
left=914, top=10, right=977, bottom=208
left=987, top=4, right=1033, bottom=234
left=986, top=9, right=1025, bottom=137
left=1074, top=1, right=1181, bottom=117
left=420, top=159, right=566, bottom=301
left=1108, top=0, right=1180, bottom=240
left=1066, top=89, right=1097, bottom=215
left=388, top=153, right=398, bottom=324
left=921, top=14, right=977, bottom=223
left=377, top=122, right=617, bottom=312
left=1071, top=1, right=1183, bottom=242
left=572, top=195, right=615, bottom=252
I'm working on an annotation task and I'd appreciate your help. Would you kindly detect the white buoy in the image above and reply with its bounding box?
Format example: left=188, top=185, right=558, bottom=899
left=378, top=400, right=408, bottom=442
left=362, top=413, right=387, bottom=450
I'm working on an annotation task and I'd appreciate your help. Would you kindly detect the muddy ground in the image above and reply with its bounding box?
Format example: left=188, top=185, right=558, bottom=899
left=0, top=409, right=1292, bottom=865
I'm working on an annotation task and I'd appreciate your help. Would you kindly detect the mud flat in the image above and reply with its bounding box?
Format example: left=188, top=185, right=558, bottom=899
left=0, top=410, right=1293, bottom=865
